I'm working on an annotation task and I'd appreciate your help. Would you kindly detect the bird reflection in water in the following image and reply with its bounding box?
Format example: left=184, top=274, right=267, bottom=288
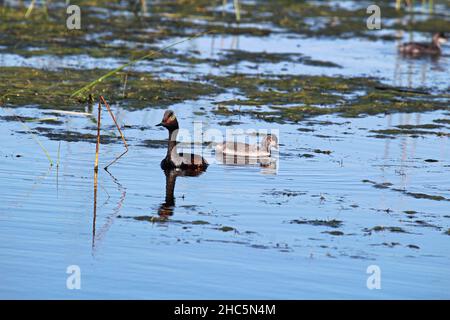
left=158, top=168, right=205, bottom=217
left=215, top=152, right=278, bottom=175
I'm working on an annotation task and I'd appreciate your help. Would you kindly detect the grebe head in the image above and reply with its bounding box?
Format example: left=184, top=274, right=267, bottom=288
left=433, top=32, right=447, bottom=46
left=157, top=110, right=179, bottom=130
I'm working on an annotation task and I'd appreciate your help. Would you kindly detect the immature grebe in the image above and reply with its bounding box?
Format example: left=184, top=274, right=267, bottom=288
left=157, top=110, right=208, bottom=170
left=215, top=134, right=278, bottom=157
left=398, top=32, right=447, bottom=56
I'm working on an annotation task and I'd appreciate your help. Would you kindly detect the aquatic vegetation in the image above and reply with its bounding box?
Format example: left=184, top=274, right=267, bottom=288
left=216, top=226, right=235, bottom=232
left=210, top=74, right=449, bottom=122
left=290, top=219, right=343, bottom=228
left=365, top=226, right=408, bottom=233
left=380, top=242, right=401, bottom=248
left=313, top=149, right=332, bottom=155
left=370, top=128, right=449, bottom=137
left=433, top=119, right=450, bottom=125
left=412, top=220, right=441, bottom=229
left=215, top=50, right=341, bottom=68
left=363, top=179, right=449, bottom=201
left=20, top=127, right=119, bottom=144
left=362, top=179, right=393, bottom=189
left=264, top=189, right=306, bottom=197
left=323, top=231, right=344, bottom=236
left=396, top=124, right=444, bottom=129
left=396, top=191, right=449, bottom=201
left=0, top=67, right=219, bottom=109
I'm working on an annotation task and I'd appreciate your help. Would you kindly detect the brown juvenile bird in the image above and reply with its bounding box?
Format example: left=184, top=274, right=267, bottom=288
left=398, top=32, right=447, bottom=56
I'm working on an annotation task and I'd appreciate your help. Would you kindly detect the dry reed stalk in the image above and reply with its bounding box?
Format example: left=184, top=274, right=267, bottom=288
left=100, top=96, right=128, bottom=170
left=94, top=101, right=101, bottom=171
left=92, top=168, right=98, bottom=249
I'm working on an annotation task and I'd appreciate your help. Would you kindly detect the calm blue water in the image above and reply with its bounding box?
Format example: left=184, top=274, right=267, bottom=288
left=0, top=104, right=449, bottom=299
left=0, top=0, right=449, bottom=299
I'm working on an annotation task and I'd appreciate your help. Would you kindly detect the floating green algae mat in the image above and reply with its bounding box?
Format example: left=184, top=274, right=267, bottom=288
left=238, top=0, right=450, bottom=38
left=290, top=219, right=343, bottom=228
left=1, top=1, right=449, bottom=118
left=1, top=66, right=448, bottom=120
left=365, top=226, right=408, bottom=233
left=2, top=0, right=449, bottom=60
left=209, top=74, right=449, bottom=122
left=0, top=2, right=269, bottom=60
left=370, top=128, right=449, bottom=137
left=0, top=67, right=220, bottom=110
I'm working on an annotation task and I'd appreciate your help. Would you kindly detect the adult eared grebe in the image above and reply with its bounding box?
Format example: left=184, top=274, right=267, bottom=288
left=157, top=110, right=208, bottom=171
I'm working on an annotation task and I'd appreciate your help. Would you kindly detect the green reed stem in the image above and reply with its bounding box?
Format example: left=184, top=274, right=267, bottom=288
left=71, top=31, right=212, bottom=99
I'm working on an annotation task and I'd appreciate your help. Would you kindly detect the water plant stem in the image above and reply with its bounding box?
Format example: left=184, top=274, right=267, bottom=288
left=100, top=96, right=128, bottom=170
left=234, top=0, right=241, bottom=22
left=0, top=106, right=54, bottom=165
left=94, top=101, right=101, bottom=171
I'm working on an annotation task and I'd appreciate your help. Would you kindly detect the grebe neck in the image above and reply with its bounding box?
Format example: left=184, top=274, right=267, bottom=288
left=167, top=128, right=178, bottom=159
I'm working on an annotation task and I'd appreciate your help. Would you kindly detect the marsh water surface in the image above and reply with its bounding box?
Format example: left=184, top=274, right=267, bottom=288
left=0, top=0, right=449, bottom=299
